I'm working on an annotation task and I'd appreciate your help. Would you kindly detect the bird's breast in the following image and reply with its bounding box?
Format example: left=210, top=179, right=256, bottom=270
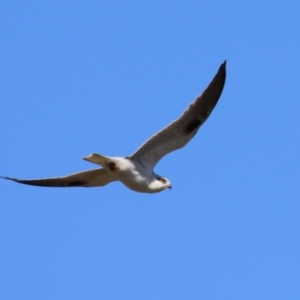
left=110, top=158, right=155, bottom=193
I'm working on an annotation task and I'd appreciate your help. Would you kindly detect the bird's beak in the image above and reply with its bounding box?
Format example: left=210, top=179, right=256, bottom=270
left=168, top=184, right=172, bottom=190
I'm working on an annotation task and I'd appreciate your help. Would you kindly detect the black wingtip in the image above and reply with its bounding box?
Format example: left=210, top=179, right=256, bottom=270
left=0, top=175, right=15, bottom=181
left=218, top=60, right=227, bottom=82
left=1, top=174, right=87, bottom=188
left=1, top=175, right=27, bottom=185
left=221, top=60, right=227, bottom=69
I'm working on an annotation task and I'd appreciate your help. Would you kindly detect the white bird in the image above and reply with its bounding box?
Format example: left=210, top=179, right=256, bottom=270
left=1, top=61, right=226, bottom=193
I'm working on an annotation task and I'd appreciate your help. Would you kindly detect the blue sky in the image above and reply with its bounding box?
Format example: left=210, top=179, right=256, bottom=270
left=1, top=1, right=299, bottom=299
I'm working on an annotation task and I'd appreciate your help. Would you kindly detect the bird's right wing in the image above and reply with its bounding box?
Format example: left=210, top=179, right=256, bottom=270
left=129, top=61, right=226, bottom=170
left=0, top=168, right=117, bottom=187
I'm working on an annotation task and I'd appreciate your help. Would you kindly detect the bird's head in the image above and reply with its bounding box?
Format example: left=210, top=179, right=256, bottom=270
left=150, top=176, right=172, bottom=192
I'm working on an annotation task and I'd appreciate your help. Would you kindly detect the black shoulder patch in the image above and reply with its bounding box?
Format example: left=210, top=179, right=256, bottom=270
left=184, top=119, right=202, bottom=134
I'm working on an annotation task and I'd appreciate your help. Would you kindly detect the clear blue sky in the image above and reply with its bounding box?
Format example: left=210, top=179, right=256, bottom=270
left=1, top=1, right=299, bottom=299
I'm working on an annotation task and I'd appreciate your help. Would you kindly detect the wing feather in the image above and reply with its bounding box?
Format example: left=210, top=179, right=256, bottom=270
left=0, top=168, right=117, bottom=188
left=129, top=61, right=226, bottom=170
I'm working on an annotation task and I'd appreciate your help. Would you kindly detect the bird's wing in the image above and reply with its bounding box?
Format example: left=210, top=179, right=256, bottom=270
left=129, top=61, right=226, bottom=170
left=0, top=168, right=117, bottom=187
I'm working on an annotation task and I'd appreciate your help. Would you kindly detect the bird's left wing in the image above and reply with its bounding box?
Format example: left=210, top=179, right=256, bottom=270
left=0, top=168, right=117, bottom=187
left=129, top=61, right=226, bottom=170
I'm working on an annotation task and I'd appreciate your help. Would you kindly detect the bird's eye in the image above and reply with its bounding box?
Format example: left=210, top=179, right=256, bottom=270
left=157, top=178, right=166, bottom=184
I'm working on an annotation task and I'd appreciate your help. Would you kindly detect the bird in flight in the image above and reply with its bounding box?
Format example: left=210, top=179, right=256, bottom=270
left=1, top=61, right=226, bottom=193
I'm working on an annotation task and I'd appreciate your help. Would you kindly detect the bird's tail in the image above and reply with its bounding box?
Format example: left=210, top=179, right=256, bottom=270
left=82, top=153, right=111, bottom=166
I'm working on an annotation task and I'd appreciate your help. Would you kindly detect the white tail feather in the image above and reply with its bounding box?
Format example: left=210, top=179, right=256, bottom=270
left=82, top=153, right=110, bottom=165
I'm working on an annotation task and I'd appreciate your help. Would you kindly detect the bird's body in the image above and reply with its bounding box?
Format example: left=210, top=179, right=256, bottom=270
left=1, top=61, right=227, bottom=193
left=84, top=155, right=170, bottom=193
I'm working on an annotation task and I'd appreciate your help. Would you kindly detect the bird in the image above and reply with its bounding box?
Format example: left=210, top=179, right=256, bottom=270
left=1, top=61, right=226, bottom=193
